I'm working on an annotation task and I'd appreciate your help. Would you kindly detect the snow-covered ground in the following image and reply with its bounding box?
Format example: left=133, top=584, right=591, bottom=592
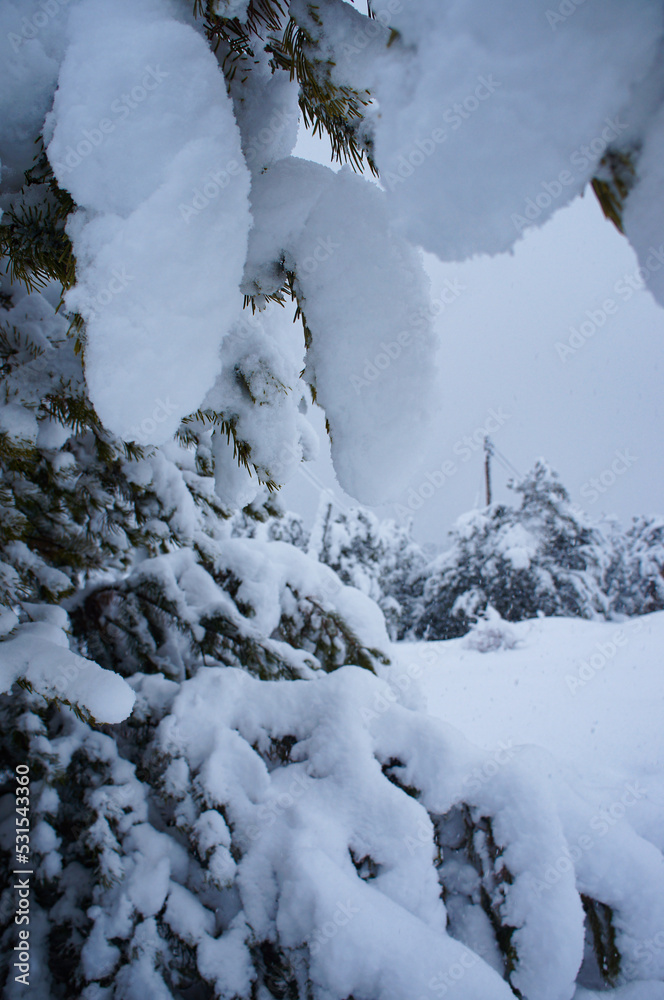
left=388, top=614, right=664, bottom=998
left=398, top=613, right=664, bottom=854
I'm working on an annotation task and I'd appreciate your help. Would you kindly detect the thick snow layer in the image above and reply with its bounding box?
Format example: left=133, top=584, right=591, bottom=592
left=200, top=304, right=314, bottom=502
left=402, top=609, right=664, bottom=987
left=244, top=157, right=437, bottom=503
left=47, top=0, right=252, bottom=444
left=153, top=666, right=518, bottom=1000
left=406, top=613, right=664, bottom=818
left=0, top=607, right=135, bottom=723
left=135, top=650, right=664, bottom=1000
left=392, top=613, right=664, bottom=991
left=623, top=102, right=664, bottom=308
left=323, top=0, right=664, bottom=261
left=120, top=529, right=389, bottom=680
left=226, top=37, right=300, bottom=177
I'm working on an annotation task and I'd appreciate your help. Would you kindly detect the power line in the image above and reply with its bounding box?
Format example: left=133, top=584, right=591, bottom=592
left=492, top=443, right=522, bottom=482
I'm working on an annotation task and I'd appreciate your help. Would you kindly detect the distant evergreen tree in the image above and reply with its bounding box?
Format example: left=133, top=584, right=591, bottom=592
left=413, top=460, right=612, bottom=639
left=605, top=514, right=664, bottom=617
left=231, top=503, right=310, bottom=550
left=311, top=500, right=426, bottom=639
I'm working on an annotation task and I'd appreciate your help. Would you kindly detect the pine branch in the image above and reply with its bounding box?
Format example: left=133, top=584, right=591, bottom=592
left=193, top=0, right=286, bottom=78
left=267, top=9, right=377, bottom=173
left=178, top=408, right=280, bottom=491
left=0, top=142, right=76, bottom=297
left=192, top=0, right=377, bottom=173
left=591, top=148, right=639, bottom=234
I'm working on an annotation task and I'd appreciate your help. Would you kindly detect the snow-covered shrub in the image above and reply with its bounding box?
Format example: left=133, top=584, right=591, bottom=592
left=464, top=606, right=519, bottom=654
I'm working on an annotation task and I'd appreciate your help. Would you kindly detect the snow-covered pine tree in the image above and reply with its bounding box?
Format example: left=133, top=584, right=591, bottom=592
left=2, top=1, right=664, bottom=998
left=310, top=500, right=425, bottom=639
left=0, top=273, right=392, bottom=996
left=0, top=127, right=391, bottom=993
left=377, top=516, right=428, bottom=640
left=508, top=461, right=613, bottom=620
left=605, top=514, right=664, bottom=617
left=413, top=461, right=612, bottom=640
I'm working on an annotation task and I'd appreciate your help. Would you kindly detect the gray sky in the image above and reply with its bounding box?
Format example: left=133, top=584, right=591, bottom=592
left=282, top=130, right=664, bottom=546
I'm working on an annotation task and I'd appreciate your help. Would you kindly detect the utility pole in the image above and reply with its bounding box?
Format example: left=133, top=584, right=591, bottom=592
left=484, top=436, right=493, bottom=506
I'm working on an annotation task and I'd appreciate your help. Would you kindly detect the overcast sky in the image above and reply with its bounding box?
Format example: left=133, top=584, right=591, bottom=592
left=282, top=130, right=664, bottom=546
